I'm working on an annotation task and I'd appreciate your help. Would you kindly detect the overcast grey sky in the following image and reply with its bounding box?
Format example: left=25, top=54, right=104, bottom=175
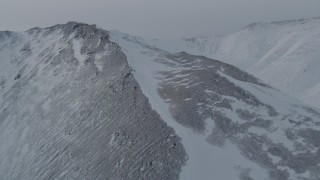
left=1, top=0, right=320, bottom=39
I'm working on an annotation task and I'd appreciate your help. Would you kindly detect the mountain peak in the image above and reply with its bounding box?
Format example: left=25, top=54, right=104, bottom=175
left=24, top=22, right=110, bottom=43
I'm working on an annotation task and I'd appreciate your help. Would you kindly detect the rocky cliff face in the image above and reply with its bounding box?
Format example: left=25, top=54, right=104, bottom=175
left=0, top=23, right=186, bottom=180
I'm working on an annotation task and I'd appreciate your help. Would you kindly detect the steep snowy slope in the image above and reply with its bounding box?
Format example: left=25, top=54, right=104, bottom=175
left=0, top=23, right=186, bottom=179
left=148, top=17, right=320, bottom=109
left=111, top=31, right=320, bottom=180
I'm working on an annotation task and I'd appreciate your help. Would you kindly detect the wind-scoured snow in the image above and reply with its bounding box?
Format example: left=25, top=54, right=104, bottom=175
left=72, top=39, right=86, bottom=65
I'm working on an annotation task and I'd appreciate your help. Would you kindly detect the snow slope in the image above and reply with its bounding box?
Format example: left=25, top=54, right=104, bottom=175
left=147, top=17, right=320, bottom=109
left=111, top=30, right=320, bottom=180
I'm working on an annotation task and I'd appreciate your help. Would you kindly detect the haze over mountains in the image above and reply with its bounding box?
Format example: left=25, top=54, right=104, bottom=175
left=0, top=18, right=320, bottom=180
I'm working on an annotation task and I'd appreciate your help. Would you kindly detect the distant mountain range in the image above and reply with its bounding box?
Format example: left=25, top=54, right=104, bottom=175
left=146, top=17, right=320, bottom=109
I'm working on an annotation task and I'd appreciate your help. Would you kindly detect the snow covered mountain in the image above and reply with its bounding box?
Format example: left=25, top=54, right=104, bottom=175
left=1, top=22, right=320, bottom=180
left=148, top=17, right=320, bottom=109
left=0, top=23, right=186, bottom=179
